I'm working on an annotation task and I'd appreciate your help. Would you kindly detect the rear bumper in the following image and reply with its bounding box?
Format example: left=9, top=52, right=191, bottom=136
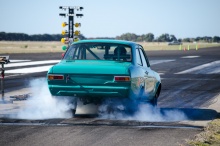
left=48, top=85, right=130, bottom=98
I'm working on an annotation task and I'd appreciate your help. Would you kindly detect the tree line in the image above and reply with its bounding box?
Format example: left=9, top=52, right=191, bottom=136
left=0, top=32, right=85, bottom=41
left=1, top=32, right=220, bottom=43
left=116, top=33, right=220, bottom=43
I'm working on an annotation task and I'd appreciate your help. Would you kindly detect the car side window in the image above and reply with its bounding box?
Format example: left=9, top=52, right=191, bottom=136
left=139, top=48, right=147, bottom=67
left=139, top=46, right=150, bottom=67
left=136, top=48, right=142, bottom=66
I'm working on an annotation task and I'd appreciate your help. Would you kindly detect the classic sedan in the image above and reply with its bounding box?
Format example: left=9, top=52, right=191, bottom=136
left=47, top=39, right=161, bottom=114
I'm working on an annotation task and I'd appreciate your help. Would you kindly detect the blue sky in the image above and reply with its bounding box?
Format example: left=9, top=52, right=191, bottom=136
left=0, top=0, right=220, bottom=39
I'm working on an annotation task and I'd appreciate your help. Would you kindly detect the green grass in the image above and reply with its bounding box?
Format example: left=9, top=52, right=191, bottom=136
left=0, top=41, right=220, bottom=54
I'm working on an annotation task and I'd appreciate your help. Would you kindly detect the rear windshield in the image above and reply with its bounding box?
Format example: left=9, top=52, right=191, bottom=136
left=63, top=43, right=132, bottom=62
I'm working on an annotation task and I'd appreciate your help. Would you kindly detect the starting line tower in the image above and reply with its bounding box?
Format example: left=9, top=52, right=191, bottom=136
left=59, top=6, right=84, bottom=47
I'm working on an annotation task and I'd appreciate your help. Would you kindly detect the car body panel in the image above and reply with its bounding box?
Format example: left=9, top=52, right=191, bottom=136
left=47, top=39, right=161, bottom=104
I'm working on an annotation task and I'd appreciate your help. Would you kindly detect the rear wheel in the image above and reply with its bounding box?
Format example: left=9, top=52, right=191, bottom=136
left=150, top=91, right=158, bottom=107
left=69, top=109, right=76, bottom=117
left=52, top=96, right=77, bottom=117
left=67, top=97, right=77, bottom=117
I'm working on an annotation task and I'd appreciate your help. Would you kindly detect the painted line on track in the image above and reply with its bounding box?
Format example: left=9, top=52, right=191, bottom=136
left=181, top=56, right=200, bottom=59
left=4, top=59, right=172, bottom=74
left=150, top=60, right=175, bottom=65
left=176, top=60, right=220, bottom=74
left=4, top=60, right=60, bottom=68
left=9, top=60, right=31, bottom=63
left=6, top=65, right=53, bottom=73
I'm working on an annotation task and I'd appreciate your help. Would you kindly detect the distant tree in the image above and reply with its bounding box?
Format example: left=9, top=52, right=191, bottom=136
left=158, top=33, right=170, bottom=42
left=195, top=37, right=201, bottom=42
left=116, top=33, right=138, bottom=41
left=136, top=36, right=143, bottom=42
left=0, top=32, right=6, bottom=40
left=182, top=38, right=191, bottom=42
left=203, top=36, right=212, bottom=43
left=177, top=38, right=182, bottom=42
left=170, top=34, right=177, bottom=42
left=213, top=36, right=220, bottom=42
left=143, top=33, right=154, bottom=42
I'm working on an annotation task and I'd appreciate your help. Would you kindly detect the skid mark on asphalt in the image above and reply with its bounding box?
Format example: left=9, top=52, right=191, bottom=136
left=0, top=122, right=202, bottom=129
left=176, top=60, right=220, bottom=74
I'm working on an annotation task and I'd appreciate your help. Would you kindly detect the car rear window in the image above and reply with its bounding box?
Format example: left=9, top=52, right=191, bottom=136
left=63, top=43, right=132, bottom=62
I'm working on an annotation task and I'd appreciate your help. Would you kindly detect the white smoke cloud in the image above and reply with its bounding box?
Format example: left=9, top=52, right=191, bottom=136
left=14, top=78, right=75, bottom=120
left=9, top=78, right=187, bottom=122
left=98, top=101, right=188, bottom=122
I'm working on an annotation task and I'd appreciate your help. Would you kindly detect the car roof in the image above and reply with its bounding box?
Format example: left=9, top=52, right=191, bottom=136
left=72, top=39, right=137, bottom=46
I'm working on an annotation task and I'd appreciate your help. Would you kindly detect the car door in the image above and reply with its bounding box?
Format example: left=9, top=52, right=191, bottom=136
left=138, top=46, right=156, bottom=98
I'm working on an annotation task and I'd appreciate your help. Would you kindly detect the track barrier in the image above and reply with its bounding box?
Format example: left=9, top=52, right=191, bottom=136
left=179, top=45, right=182, bottom=50
left=196, top=44, right=198, bottom=50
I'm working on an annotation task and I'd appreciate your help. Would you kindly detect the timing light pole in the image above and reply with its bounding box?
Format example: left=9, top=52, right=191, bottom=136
left=0, top=56, right=9, bottom=103
left=59, top=6, right=83, bottom=46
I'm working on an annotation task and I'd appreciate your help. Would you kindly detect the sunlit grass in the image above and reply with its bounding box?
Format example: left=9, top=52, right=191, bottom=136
left=0, top=41, right=220, bottom=54
left=138, top=42, right=220, bottom=51
left=0, top=41, right=64, bottom=54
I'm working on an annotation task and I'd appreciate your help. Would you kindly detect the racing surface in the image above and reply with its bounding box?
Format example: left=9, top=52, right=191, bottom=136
left=0, top=47, right=220, bottom=146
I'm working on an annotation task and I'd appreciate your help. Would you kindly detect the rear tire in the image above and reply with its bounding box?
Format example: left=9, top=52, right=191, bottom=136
left=150, top=92, right=158, bottom=107
left=70, top=109, right=76, bottom=117
left=52, top=96, right=77, bottom=117
left=68, top=97, right=77, bottom=117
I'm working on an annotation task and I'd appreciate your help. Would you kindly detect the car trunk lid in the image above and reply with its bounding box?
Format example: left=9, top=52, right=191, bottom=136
left=50, top=60, right=131, bottom=85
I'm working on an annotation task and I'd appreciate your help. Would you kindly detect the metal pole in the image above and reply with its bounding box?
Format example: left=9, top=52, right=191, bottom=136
left=1, top=63, right=5, bottom=101
left=68, top=8, right=74, bottom=45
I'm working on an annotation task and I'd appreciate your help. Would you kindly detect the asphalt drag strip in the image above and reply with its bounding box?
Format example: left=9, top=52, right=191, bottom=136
left=0, top=107, right=217, bottom=129
left=0, top=117, right=203, bottom=130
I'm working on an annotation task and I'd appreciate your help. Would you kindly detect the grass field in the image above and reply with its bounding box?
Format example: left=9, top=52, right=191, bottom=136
left=0, top=41, right=64, bottom=54
left=139, top=42, right=220, bottom=51
left=0, top=41, right=220, bottom=54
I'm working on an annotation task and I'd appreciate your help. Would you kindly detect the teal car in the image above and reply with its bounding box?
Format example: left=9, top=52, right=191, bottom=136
left=47, top=40, right=161, bottom=113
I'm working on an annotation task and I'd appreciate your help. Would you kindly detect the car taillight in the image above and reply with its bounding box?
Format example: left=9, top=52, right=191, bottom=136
left=48, top=74, right=64, bottom=80
left=114, top=76, right=130, bottom=82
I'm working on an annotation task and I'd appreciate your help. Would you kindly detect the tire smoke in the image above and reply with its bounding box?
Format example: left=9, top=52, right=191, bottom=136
left=9, top=79, right=188, bottom=121
left=98, top=100, right=188, bottom=122
left=14, top=78, right=75, bottom=120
